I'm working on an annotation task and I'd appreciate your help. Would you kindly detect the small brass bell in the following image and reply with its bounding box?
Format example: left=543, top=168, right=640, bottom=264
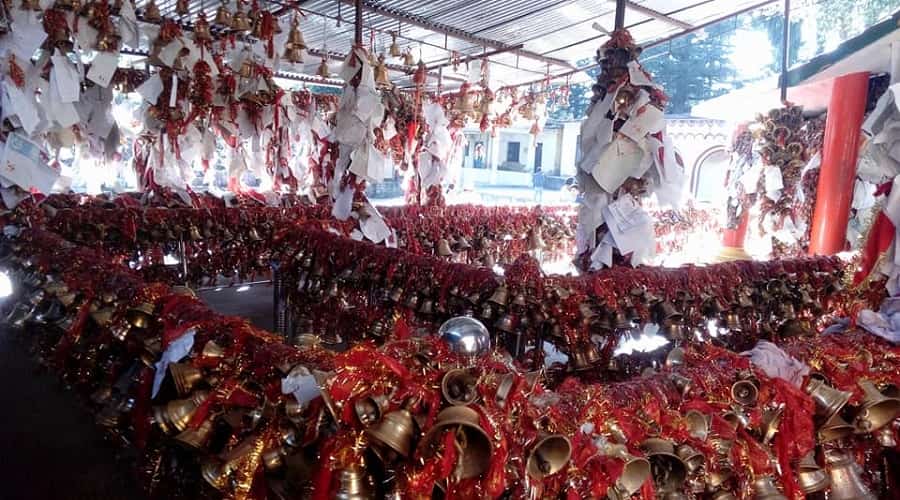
left=456, top=91, right=475, bottom=116
left=876, top=425, right=897, bottom=447
left=168, top=362, right=203, bottom=396
left=175, top=0, right=189, bottom=16
left=640, top=438, right=687, bottom=494
left=126, top=302, right=155, bottom=329
left=142, top=0, right=161, bottom=22
left=795, top=452, right=829, bottom=494
left=175, top=414, right=216, bottom=450
left=201, top=340, right=225, bottom=358
left=569, top=341, right=602, bottom=371
left=189, top=225, right=203, bottom=241
left=333, top=465, right=374, bottom=500
left=420, top=406, right=492, bottom=480
left=731, top=379, right=759, bottom=406
left=670, top=373, right=693, bottom=398
left=389, top=32, right=401, bottom=57
left=247, top=226, right=263, bottom=241
left=759, top=404, right=784, bottom=445
left=353, top=395, right=386, bottom=427
left=231, top=4, right=251, bottom=32
left=287, top=16, right=306, bottom=50
left=402, top=49, right=415, bottom=66
left=818, top=410, right=855, bottom=443
left=665, top=346, right=685, bottom=367
left=152, top=391, right=209, bottom=434
left=317, top=58, right=331, bottom=78
left=488, top=284, right=509, bottom=306
left=526, top=434, right=571, bottom=480
left=806, top=378, right=852, bottom=419
left=603, top=443, right=652, bottom=497
left=375, top=55, right=391, bottom=88
left=284, top=46, right=304, bottom=64
left=493, top=312, right=517, bottom=333
left=853, top=379, right=900, bottom=433
left=214, top=1, right=232, bottom=26
left=751, top=475, right=787, bottom=500
left=675, top=444, right=704, bottom=473
left=823, top=449, right=877, bottom=500
left=684, top=410, right=709, bottom=440
left=528, top=227, right=546, bottom=251
left=366, top=408, right=416, bottom=457
left=441, top=368, right=479, bottom=406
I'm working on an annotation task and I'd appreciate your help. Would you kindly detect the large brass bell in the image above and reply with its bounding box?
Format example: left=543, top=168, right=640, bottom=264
left=806, top=378, right=851, bottom=419
left=853, top=379, right=900, bottom=433
left=389, top=32, right=401, bottom=57
left=287, top=16, right=306, bottom=49
left=231, top=4, right=251, bottom=32
left=441, top=368, right=479, bottom=406
left=366, top=408, right=416, bottom=458
left=168, top=362, right=203, bottom=396
left=603, top=443, right=651, bottom=497
left=641, top=438, right=688, bottom=494
left=214, top=1, right=232, bottom=26
left=823, top=449, right=877, bottom=500
left=751, top=475, right=787, bottom=500
left=175, top=414, right=216, bottom=450
left=684, top=410, right=709, bottom=440
left=420, top=406, right=492, bottom=480
left=153, top=391, right=209, bottom=434
left=126, top=302, right=155, bottom=329
left=795, top=452, right=829, bottom=494
left=284, top=47, right=304, bottom=64
left=526, top=434, right=571, bottom=480
left=455, top=91, right=475, bottom=116
left=818, top=411, right=855, bottom=443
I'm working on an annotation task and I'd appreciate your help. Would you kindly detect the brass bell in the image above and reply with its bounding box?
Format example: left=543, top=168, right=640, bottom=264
left=640, top=438, right=687, bottom=494
left=436, top=238, right=453, bottom=257
left=247, top=227, right=264, bottom=242
left=284, top=46, right=304, bottom=64
left=455, top=91, right=475, bottom=116
left=670, top=373, right=693, bottom=398
left=262, top=446, right=287, bottom=471
left=402, top=49, right=415, bottom=66
left=333, top=465, right=374, bottom=500
left=231, top=5, right=251, bottom=31
left=389, top=33, right=401, bottom=57
left=214, top=1, right=232, bottom=26
left=684, top=410, right=709, bottom=440
left=375, top=55, right=392, bottom=88
left=569, top=342, right=602, bottom=371
left=528, top=227, right=546, bottom=251
left=175, top=0, right=189, bottom=16
left=152, top=391, right=209, bottom=434
left=823, top=449, right=877, bottom=500
left=420, top=406, right=492, bottom=480
left=722, top=311, right=742, bottom=331
left=175, top=413, right=216, bottom=450
left=806, top=378, right=851, bottom=419
left=723, top=405, right=750, bottom=430
left=751, top=475, right=787, bottom=500
left=665, top=347, right=685, bottom=367
left=493, top=312, right=517, bottom=333
left=317, top=58, right=331, bottom=78
left=796, top=451, right=829, bottom=494
left=142, top=0, right=161, bottom=22
left=818, top=411, right=855, bottom=443
left=126, top=302, right=155, bottom=329
left=188, top=225, right=203, bottom=241
left=675, top=444, right=704, bottom=473
left=200, top=436, right=257, bottom=490
left=366, top=408, right=416, bottom=458
left=354, top=395, right=387, bottom=427
left=202, top=340, right=225, bottom=359
left=168, top=362, right=203, bottom=396
left=603, top=443, right=652, bottom=497
left=876, top=425, right=897, bottom=447
left=759, top=404, right=784, bottom=445
left=526, top=434, right=571, bottom=480
left=441, top=368, right=479, bottom=406
left=455, top=236, right=472, bottom=251
left=853, top=379, right=900, bottom=433
left=731, top=379, right=759, bottom=406
left=488, top=284, right=508, bottom=306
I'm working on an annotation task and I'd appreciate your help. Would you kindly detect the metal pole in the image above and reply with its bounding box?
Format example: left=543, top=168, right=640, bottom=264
left=614, top=0, right=627, bottom=30
left=272, top=261, right=287, bottom=337
left=780, top=0, right=791, bottom=102
left=354, top=0, right=363, bottom=47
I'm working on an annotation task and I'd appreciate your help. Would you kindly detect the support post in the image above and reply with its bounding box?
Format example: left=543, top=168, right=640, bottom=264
left=272, top=261, right=289, bottom=338
left=718, top=211, right=750, bottom=262
left=615, top=0, right=626, bottom=30
left=780, top=0, right=791, bottom=102
left=354, top=0, right=363, bottom=47
left=808, top=72, right=870, bottom=255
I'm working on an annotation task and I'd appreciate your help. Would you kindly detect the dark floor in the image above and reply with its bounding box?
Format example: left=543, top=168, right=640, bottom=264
left=0, top=285, right=274, bottom=499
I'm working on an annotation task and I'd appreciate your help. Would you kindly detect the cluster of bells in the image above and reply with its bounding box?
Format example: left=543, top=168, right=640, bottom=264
left=426, top=225, right=546, bottom=265
left=1, top=235, right=896, bottom=500
left=36, top=0, right=122, bottom=51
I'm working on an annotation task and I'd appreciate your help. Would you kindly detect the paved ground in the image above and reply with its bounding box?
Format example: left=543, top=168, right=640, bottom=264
left=0, top=285, right=274, bottom=500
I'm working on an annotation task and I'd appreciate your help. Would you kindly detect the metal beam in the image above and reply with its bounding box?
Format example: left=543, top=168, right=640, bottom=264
left=306, top=47, right=468, bottom=83
left=625, top=1, right=692, bottom=30
left=336, top=0, right=574, bottom=69
left=780, top=0, right=791, bottom=102
left=354, top=0, right=363, bottom=47
left=614, top=0, right=627, bottom=30
left=425, top=44, right=524, bottom=71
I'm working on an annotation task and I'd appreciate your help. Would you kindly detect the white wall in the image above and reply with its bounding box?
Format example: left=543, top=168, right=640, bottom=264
left=559, top=121, right=581, bottom=176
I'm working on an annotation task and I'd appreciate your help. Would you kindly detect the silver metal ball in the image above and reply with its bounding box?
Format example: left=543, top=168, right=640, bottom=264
left=438, top=316, right=491, bottom=358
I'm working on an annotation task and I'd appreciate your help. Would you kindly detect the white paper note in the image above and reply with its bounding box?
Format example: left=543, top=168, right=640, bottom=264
left=136, top=73, right=164, bottom=104
left=592, top=136, right=646, bottom=192
left=151, top=328, right=196, bottom=398
left=51, top=53, right=80, bottom=103
left=87, top=52, right=119, bottom=87
left=0, top=133, right=59, bottom=194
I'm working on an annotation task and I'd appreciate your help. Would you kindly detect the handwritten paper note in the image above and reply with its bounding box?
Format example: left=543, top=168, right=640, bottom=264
left=0, top=133, right=59, bottom=194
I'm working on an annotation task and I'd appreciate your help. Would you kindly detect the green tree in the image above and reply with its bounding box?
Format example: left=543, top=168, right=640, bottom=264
left=815, top=0, right=899, bottom=52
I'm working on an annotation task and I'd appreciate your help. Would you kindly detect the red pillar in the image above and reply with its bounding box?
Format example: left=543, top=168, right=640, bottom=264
left=718, top=211, right=750, bottom=261
left=808, top=72, right=869, bottom=255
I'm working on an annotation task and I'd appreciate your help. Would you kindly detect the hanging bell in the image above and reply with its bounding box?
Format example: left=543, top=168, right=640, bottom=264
left=247, top=226, right=263, bottom=241
left=175, top=413, right=216, bottom=450
left=493, top=311, right=517, bottom=333
left=126, top=302, right=155, bottom=329
left=366, top=408, right=416, bottom=458
left=168, top=363, right=203, bottom=396
left=823, top=449, right=877, bottom=500
left=731, top=379, right=759, bottom=406
left=317, top=58, right=331, bottom=78
left=202, top=340, right=225, bottom=359
left=436, top=238, right=453, bottom=257
left=488, top=284, right=509, bottom=306
left=569, top=341, right=602, bottom=371
left=214, top=1, right=232, bottom=26
left=795, top=452, right=830, bottom=494
left=664, top=347, right=685, bottom=367
left=152, top=391, right=209, bottom=434
left=751, top=475, right=787, bottom=500
left=333, top=465, right=374, bottom=500
left=526, top=434, right=571, bottom=480
left=603, top=443, right=652, bottom=497
left=402, top=49, right=415, bottom=66
left=818, top=411, right=855, bottom=443
left=420, top=406, right=492, bottom=480
left=683, top=410, right=709, bottom=441
left=287, top=16, right=306, bottom=50
left=231, top=5, right=251, bottom=32
left=175, top=0, right=190, bottom=16
left=806, top=378, right=852, bottom=419
left=189, top=225, right=203, bottom=241
left=441, top=368, right=479, bottom=406
left=758, top=404, right=784, bottom=445
left=353, top=395, right=387, bottom=427
left=853, top=379, right=900, bottom=433
left=284, top=46, right=304, bottom=64
left=528, top=227, right=546, bottom=251
left=456, top=91, right=475, bottom=116
left=389, top=33, right=401, bottom=57
left=670, top=373, right=693, bottom=398
left=640, top=438, right=688, bottom=494
left=142, top=0, right=161, bottom=22
left=675, top=444, right=704, bottom=474
left=374, top=55, right=391, bottom=88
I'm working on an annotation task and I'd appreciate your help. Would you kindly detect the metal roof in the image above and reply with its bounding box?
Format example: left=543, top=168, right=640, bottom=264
left=130, top=0, right=782, bottom=89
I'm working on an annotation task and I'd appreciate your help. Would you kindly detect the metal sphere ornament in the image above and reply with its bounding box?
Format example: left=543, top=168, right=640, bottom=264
left=439, top=316, right=491, bottom=359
